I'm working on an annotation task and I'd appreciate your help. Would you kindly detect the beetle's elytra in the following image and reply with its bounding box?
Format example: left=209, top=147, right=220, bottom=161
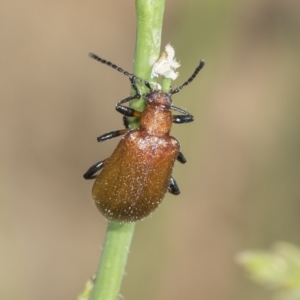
left=84, top=53, right=205, bottom=222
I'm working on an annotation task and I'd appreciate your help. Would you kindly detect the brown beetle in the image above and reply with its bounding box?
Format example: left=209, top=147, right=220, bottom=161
left=84, top=53, right=205, bottom=222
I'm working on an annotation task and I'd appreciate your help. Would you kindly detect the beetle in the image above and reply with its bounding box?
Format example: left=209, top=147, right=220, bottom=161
left=84, top=53, right=205, bottom=222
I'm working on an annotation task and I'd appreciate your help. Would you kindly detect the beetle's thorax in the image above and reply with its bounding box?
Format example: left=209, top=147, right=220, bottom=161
left=139, top=91, right=173, bottom=136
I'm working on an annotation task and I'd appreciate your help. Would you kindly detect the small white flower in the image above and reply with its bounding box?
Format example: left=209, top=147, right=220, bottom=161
left=151, top=44, right=180, bottom=80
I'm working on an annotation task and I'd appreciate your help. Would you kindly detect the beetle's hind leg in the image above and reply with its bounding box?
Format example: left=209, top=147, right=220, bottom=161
left=169, top=151, right=185, bottom=193
left=83, top=160, right=106, bottom=179
left=168, top=177, right=180, bottom=195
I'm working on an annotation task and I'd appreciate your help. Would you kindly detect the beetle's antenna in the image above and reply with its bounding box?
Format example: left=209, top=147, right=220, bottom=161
left=89, top=53, right=152, bottom=90
left=170, top=60, right=205, bottom=95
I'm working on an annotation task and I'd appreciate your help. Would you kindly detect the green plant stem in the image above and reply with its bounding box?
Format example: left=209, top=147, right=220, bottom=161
left=90, top=222, right=135, bottom=300
left=88, top=1, right=165, bottom=300
left=129, top=0, right=165, bottom=129
left=162, top=77, right=172, bottom=93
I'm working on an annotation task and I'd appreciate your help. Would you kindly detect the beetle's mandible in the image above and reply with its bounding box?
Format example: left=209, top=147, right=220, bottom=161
left=84, top=53, right=205, bottom=222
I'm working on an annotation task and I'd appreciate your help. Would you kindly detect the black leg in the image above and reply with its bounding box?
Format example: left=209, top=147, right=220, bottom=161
left=115, top=78, right=143, bottom=118
left=171, top=105, right=191, bottom=115
left=118, top=77, right=141, bottom=105
left=97, top=129, right=129, bottom=142
left=129, top=77, right=141, bottom=99
left=177, top=152, right=186, bottom=164
left=116, top=104, right=142, bottom=118
left=172, top=115, right=194, bottom=124
left=123, top=116, right=130, bottom=129
left=171, top=105, right=194, bottom=124
left=168, top=177, right=180, bottom=195
left=83, top=161, right=105, bottom=179
left=117, top=94, right=139, bottom=105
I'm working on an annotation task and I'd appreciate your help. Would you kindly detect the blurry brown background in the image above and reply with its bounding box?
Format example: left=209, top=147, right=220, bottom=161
left=1, top=0, right=300, bottom=299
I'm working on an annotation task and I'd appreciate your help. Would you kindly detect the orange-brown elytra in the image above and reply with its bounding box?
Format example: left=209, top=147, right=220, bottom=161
left=84, top=52, right=205, bottom=222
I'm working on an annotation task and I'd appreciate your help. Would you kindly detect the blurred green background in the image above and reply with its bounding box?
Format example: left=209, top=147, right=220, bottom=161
left=1, top=0, right=300, bottom=299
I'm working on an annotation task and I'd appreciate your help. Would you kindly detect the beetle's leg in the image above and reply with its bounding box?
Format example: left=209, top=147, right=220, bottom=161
left=115, top=77, right=144, bottom=117
left=118, top=77, right=141, bottom=105
left=123, top=116, right=130, bottom=129
left=116, top=105, right=142, bottom=118
left=97, top=129, right=129, bottom=142
left=83, top=160, right=106, bottom=179
left=171, top=105, right=194, bottom=124
left=98, top=77, right=141, bottom=141
left=168, top=177, right=180, bottom=195
left=114, top=77, right=145, bottom=124
left=177, top=151, right=187, bottom=164
left=171, top=105, right=191, bottom=115
left=172, top=114, right=194, bottom=124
